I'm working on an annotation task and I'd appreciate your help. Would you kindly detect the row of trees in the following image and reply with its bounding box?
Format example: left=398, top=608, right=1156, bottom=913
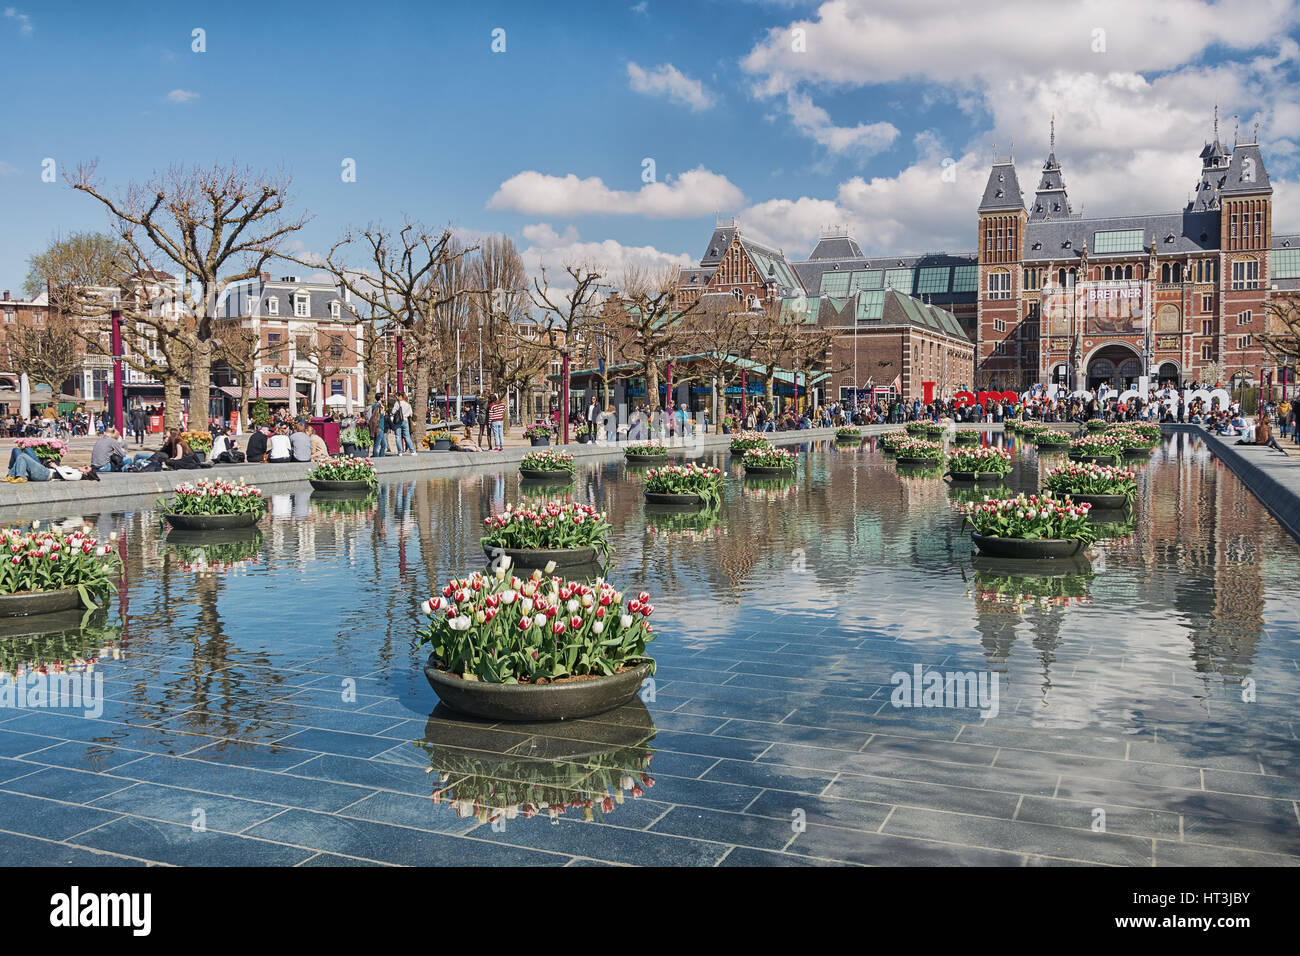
left=11, top=161, right=845, bottom=440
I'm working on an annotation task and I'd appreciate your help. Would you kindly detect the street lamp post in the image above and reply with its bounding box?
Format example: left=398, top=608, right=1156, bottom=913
left=396, top=326, right=404, bottom=395
left=455, top=328, right=462, bottom=419
left=111, top=303, right=124, bottom=434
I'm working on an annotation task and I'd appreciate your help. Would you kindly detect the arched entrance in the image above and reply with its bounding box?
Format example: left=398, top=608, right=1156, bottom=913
left=1156, top=361, right=1181, bottom=387
left=1086, top=343, right=1143, bottom=391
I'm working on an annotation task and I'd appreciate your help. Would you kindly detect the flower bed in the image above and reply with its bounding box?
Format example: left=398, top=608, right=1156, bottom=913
left=423, top=430, right=455, bottom=449
left=904, top=421, right=933, bottom=436
left=643, top=463, right=725, bottom=508
left=952, top=430, right=981, bottom=443
left=959, top=492, right=1098, bottom=546
left=307, top=455, right=378, bottom=489
left=879, top=431, right=909, bottom=452
left=158, top=478, right=267, bottom=516
left=891, top=438, right=945, bottom=463
left=481, top=502, right=612, bottom=562
left=414, top=567, right=655, bottom=684
left=180, top=430, right=213, bottom=455
left=1032, top=429, right=1073, bottom=446
left=624, top=441, right=669, bottom=460
left=1109, top=426, right=1160, bottom=451
left=728, top=432, right=771, bottom=455
left=741, top=446, right=798, bottom=471
left=946, top=446, right=1012, bottom=477
left=834, top=427, right=862, bottom=441
left=1043, top=462, right=1137, bottom=507
left=15, top=437, right=68, bottom=463
left=0, top=526, right=119, bottom=611
left=520, top=450, right=575, bottom=473
left=1084, top=419, right=1109, bottom=432
left=1069, top=435, right=1125, bottom=463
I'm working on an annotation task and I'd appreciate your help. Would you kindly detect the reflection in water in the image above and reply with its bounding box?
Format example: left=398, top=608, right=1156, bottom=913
left=164, top=529, right=264, bottom=574
left=417, top=702, right=656, bottom=824
left=0, top=611, right=123, bottom=678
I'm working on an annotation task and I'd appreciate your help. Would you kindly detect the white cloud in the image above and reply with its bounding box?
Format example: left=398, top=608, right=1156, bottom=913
left=782, top=90, right=898, bottom=156
left=166, top=89, right=199, bottom=103
left=4, top=7, right=32, bottom=35
left=488, top=166, right=745, bottom=218
left=0, top=160, right=19, bottom=177
left=627, top=62, right=716, bottom=111
left=518, top=222, right=694, bottom=276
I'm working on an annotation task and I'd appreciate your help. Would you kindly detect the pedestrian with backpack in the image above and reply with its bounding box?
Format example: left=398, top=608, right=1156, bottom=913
left=391, top=391, right=414, bottom=455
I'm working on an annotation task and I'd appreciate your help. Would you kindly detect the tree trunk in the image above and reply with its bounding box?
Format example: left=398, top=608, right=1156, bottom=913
left=164, top=375, right=183, bottom=430
left=644, top=360, right=658, bottom=412
left=239, top=382, right=251, bottom=434
left=190, top=339, right=212, bottom=431
left=414, top=360, right=430, bottom=448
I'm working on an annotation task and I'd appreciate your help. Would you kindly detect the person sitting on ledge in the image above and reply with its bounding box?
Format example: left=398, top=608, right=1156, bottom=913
left=245, top=426, right=269, bottom=463
left=267, top=426, right=293, bottom=463
left=290, top=423, right=312, bottom=462
left=454, top=425, right=483, bottom=452
left=308, top=425, right=330, bottom=462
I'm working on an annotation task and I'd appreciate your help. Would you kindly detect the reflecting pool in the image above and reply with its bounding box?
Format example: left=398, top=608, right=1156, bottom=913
left=1, top=430, right=1297, bottom=866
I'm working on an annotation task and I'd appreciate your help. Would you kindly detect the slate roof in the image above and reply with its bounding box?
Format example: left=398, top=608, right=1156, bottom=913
left=979, top=162, right=1024, bottom=213
left=1029, top=153, right=1074, bottom=221
left=699, top=225, right=738, bottom=266
left=790, top=251, right=977, bottom=306
left=1221, top=141, right=1272, bottom=195
left=817, top=289, right=970, bottom=342
left=1023, top=211, right=1221, bottom=262
left=220, top=276, right=356, bottom=321
left=808, top=235, right=865, bottom=260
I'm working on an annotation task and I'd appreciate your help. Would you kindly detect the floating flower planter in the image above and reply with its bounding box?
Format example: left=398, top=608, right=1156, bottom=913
left=0, top=526, right=119, bottom=617
left=1042, top=462, right=1137, bottom=511
left=642, top=462, right=724, bottom=508
left=892, top=437, right=945, bottom=466
left=952, top=431, right=981, bottom=444
left=834, top=427, right=862, bottom=443
left=523, top=425, right=554, bottom=447
left=624, top=441, right=669, bottom=464
left=1033, top=431, right=1073, bottom=448
left=307, top=455, right=378, bottom=493
left=740, top=446, right=798, bottom=475
left=519, top=450, right=576, bottom=481
left=945, top=446, right=1012, bottom=482
left=959, top=492, right=1097, bottom=559
left=878, top=431, right=908, bottom=454
left=158, top=478, right=267, bottom=531
left=728, top=432, right=771, bottom=456
left=481, top=502, right=612, bottom=569
left=414, top=567, right=656, bottom=721
left=1068, top=435, right=1125, bottom=466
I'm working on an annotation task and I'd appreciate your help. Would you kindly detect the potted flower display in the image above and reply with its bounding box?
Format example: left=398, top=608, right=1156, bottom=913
left=157, top=478, right=267, bottom=531
left=643, top=462, right=725, bottom=507
left=180, top=430, right=213, bottom=461
left=307, top=455, right=377, bottom=492
left=339, top=425, right=371, bottom=456
left=1032, top=428, right=1073, bottom=448
left=14, top=437, right=69, bottom=464
left=878, top=431, right=909, bottom=454
left=624, top=441, right=669, bottom=464
left=834, top=427, right=862, bottom=443
left=728, top=432, right=770, bottom=455
left=1085, top=419, right=1109, bottom=432
left=740, top=446, right=798, bottom=475
left=1109, top=425, right=1160, bottom=455
left=419, top=708, right=656, bottom=824
left=904, top=421, right=932, bottom=436
left=524, top=424, right=553, bottom=447
left=424, top=429, right=455, bottom=451
left=1069, top=434, right=1125, bottom=465
left=959, top=492, right=1098, bottom=559
left=1042, top=462, right=1137, bottom=509
left=481, top=502, right=612, bottom=569
left=892, top=437, right=945, bottom=465
left=923, top=422, right=947, bottom=438
left=414, top=564, right=656, bottom=720
left=520, top=449, right=576, bottom=481
left=945, top=446, right=1013, bottom=481
left=952, top=429, right=981, bottom=444
left=0, top=525, right=120, bottom=617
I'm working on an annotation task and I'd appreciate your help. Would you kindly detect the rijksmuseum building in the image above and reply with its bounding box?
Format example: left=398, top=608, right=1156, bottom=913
left=675, top=121, right=1299, bottom=400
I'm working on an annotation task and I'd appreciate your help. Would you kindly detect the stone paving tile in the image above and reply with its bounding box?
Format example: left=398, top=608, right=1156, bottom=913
left=88, top=782, right=290, bottom=834
left=649, top=806, right=795, bottom=851
left=274, top=727, right=409, bottom=760
left=718, top=846, right=853, bottom=866
left=1152, top=839, right=1300, bottom=866
left=822, top=773, right=1022, bottom=818
left=744, top=790, right=894, bottom=832
left=710, top=718, right=873, bottom=752
left=862, top=733, right=1000, bottom=766
left=0, top=729, right=69, bottom=759
left=881, top=806, right=1155, bottom=867
left=787, top=820, right=1029, bottom=866
left=72, top=816, right=317, bottom=866
left=12, top=740, right=153, bottom=774
left=469, top=815, right=730, bottom=867
left=333, top=790, right=484, bottom=835
left=0, top=712, right=220, bottom=756
left=114, top=754, right=377, bottom=812
left=244, top=809, right=569, bottom=866
left=296, top=852, right=396, bottom=866
left=701, top=758, right=837, bottom=795
left=953, top=724, right=1133, bottom=760
left=992, top=749, right=1204, bottom=790
left=0, top=766, right=136, bottom=804
left=1015, top=795, right=1183, bottom=842
left=0, top=790, right=125, bottom=841
left=0, top=829, right=145, bottom=866
left=185, top=738, right=323, bottom=772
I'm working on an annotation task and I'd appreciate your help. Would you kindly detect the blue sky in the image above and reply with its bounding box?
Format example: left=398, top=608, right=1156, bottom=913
left=3, top=0, right=1299, bottom=290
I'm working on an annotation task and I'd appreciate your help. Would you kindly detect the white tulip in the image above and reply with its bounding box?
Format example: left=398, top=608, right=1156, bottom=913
left=566, top=599, right=579, bottom=614
left=521, top=598, right=533, bottom=613
left=620, top=614, right=634, bottom=628
left=592, top=621, right=605, bottom=635
left=533, top=613, right=547, bottom=628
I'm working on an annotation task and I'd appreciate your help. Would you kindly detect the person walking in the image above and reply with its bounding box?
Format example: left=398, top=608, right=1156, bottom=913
left=486, top=392, right=506, bottom=451
left=585, top=396, right=600, bottom=440
left=366, top=391, right=387, bottom=458
left=476, top=392, right=489, bottom=448
left=391, top=391, right=414, bottom=455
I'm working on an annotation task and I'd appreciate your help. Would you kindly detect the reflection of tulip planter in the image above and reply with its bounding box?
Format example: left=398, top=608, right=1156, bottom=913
left=0, top=526, right=120, bottom=617
left=418, top=701, right=656, bottom=824
left=959, top=492, right=1097, bottom=559
left=480, top=502, right=612, bottom=571
left=834, top=428, right=862, bottom=443
left=158, top=478, right=267, bottom=531
left=946, top=471, right=1001, bottom=482
left=0, top=614, right=123, bottom=676
left=644, top=491, right=706, bottom=505
left=165, top=529, right=264, bottom=573
left=415, top=568, right=656, bottom=721
left=308, top=479, right=372, bottom=492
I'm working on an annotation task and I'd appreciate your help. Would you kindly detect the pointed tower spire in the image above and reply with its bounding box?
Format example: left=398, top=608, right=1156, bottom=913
left=1213, top=103, right=1219, bottom=141
left=1030, top=116, right=1072, bottom=221
left=1050, top=113, right=1056, bottom=156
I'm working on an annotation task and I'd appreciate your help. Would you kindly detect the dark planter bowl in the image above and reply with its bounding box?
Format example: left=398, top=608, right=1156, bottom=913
left=946, top=470, right=1009, bottom=482
left=529, top=437, right=551, bottom=447
left=308, top=478, right=373, bottom=493
left=341, top=443, right=359, bottom=457
left=834, top=437, right=861, bottom=445
left=481, top=544, right=599, bottom=569
left=644, top=490, right=708, bottom=505
left=519, top=468, right=574, bottom=481
left=432, top=439, right=452, bottom=451
left=743, top=464, right=796, bottom=476
left=1121, top=447, right=1155, bottom=457
left=953, top=433, right=981, bottom=444
left=0, top=587, right=87, bottom=618
left=1069, top=453, right=1121, bottom=466
left=1034, top=438, right=1071, bottom=448
left=625, top=453, right=670, bottom=464
left=894, top=456, right=943, bottom=466
left=424, top=656, right=653, bottom=721
left=1070, top=493, right=1130, bottom=509
left=163, top=512, right=262, bottom=531
left=971, top=533, right=1086, bottom=559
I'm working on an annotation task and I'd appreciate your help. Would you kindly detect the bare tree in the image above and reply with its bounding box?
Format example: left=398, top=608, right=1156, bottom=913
left=470, top=236, right=548, bottom=428
left=72, top=161, right=308, bottom=430
left=307, top=222, right=476, bottom=447
left=6, top=310, right=84, bottom=394
left=212, top=322, right=267, bottom=429
left=1262, top=299, right=1300, bottom=365
left=614, top=265, right=699, bottom=414
left=531, top=262, right=607, bottom=443
left=681, top=299, right=759, bottom=432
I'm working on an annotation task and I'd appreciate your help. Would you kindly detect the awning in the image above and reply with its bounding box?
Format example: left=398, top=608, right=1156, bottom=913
left=218, top=386, right=292, bottom=400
